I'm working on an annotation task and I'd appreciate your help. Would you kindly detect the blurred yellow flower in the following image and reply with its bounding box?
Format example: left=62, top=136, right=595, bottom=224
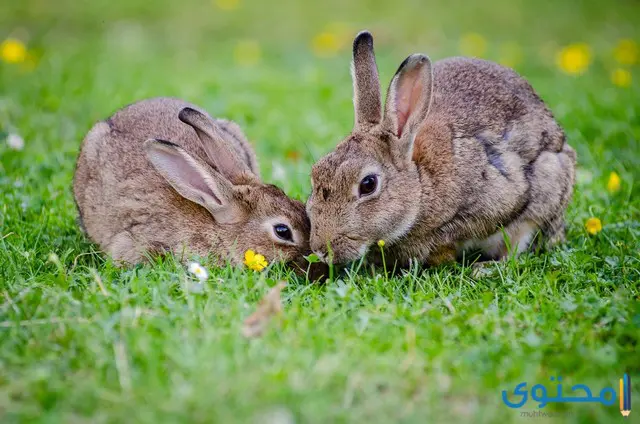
left=234, top=40, right=261, bottom=67
left=1, top=38, right=27, bottom=64
left=585, top=217, right=602, bottom=235
left=312, top=32, right=340, bottom=57
left=613, top=39, right=638, bottom=65
left=610, top=68, right=632, bottom=88
left=459, top=33, right=487, bottom=58
left=556, top=43, right=591, bottom=75
left=377, top=239, right=385, bottom=248
left=213, top=0, right=239, bottom=11
left=311, top=22, right=351, bottom=58
left=607, top=171, right=621, bottom=193
left=285, top=150, right=300, bottom=161
left=244, top=249, right=268, bottom=271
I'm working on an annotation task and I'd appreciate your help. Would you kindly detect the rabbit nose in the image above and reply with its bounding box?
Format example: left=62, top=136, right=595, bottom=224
left=311, top=228, right=325, bottom=251
left=312, top=246, right=328, bottom=263
left=310, top=238, right=329, bottom=263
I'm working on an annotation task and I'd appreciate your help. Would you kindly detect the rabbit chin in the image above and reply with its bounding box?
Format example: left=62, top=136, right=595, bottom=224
left=335, top=243, right=371, bottom=266
left=334, top=218, right=416, bottom=264
left=329, top=200, right=419, bottom=264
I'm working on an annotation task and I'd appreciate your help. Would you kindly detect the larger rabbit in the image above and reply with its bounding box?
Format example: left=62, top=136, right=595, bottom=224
left=307, top=32, right=576, bottom=266
left=74, top=97, right=317, bottom=273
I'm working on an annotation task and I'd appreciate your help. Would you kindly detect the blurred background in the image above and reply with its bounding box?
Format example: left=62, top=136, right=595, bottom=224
left=0, top=2, right=638, bottom=422
left=0, top=0, right=638, bottom=198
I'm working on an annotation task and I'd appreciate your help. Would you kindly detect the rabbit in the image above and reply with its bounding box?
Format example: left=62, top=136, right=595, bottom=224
left=306, top=31, right=576, bottom=267
left=73, top=97, right=323, bottom=276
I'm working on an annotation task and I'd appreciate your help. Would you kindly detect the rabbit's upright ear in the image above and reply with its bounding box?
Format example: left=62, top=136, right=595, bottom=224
left=352, top=31, right=382, bottom=130
left=145, top=139, right=240, bottom=224
left=178, top=107, right=256, bottom=184
left=382, top=54, right=433, bottom=159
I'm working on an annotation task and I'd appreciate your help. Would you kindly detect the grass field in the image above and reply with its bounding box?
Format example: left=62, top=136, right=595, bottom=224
left=1, top=0, right=639, bottom=422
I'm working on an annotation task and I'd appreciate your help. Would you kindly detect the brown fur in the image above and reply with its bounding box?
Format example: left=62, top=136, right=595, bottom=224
left=307, top=32, right=576, bottom=266
left=74, top=97, right=316, bottom=271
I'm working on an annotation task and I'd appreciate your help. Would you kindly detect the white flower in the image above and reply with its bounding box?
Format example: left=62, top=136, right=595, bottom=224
left=187, top=262, right=208, bottom=281
left=271, top=161, right=286, bottom=181
left=7, top=133, right=24, bottom=151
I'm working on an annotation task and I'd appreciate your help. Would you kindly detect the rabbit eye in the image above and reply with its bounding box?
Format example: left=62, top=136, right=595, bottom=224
left=358, top=174, right=378, bottom=197
left=273, top=224, right=293, bottom=242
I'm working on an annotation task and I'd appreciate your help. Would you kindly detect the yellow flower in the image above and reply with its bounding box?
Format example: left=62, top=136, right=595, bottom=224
left=213, top=0, right=239, bottom=10
left=607, top=171, right=621, bottom=193
left=311, top=22, right=350, bottom=58
left=585, top=217, right=602, bottom=235
left=556, top=43, right=591, bottom=75
left=613, top=39, right=638, bottom=65
left=459, top=33, right=487, bottom=58
left=311, top=32, right=340, bottom=57
left=610, top=68, right=632, bottom=88
left=377, top=239, right=385, bottom=248
left=234, top=40, right=261, bottom=67
left=1, top=38, right=27, bottom=64
left=244, top=249, right=268, bottom=271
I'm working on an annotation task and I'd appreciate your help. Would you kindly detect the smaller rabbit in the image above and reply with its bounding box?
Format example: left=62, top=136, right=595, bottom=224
left=74, top=97, right=319, bottom=275
left=307, top=32, right=576, bottom=266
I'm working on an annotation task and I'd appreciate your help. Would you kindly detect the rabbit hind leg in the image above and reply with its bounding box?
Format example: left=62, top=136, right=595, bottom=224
left=522, top=145, right=576, bottom=250
left=475, top=219, right=540, bottom=260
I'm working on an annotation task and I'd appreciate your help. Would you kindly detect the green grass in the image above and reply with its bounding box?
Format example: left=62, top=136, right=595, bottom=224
left=1, top=0, right=639, bottom=422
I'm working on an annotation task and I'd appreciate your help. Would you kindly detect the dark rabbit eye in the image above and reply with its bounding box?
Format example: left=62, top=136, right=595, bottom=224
left=274, top=224, right=293, bottom=242
left=359, top=174, right=378, bottom=197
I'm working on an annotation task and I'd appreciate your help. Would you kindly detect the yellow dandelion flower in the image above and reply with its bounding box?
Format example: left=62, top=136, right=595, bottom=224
left=1, top=38, right=27, bottom=64
left=459, top=33, right=487, bottom=58
left=556, top=43, right=591, bottom=75
left=377, top=239, right=385, bottom=248
left=310, top=22, right=350, bottom=58
left=585, top=217, right=602, bottom=235
left=213, top=0, right=239, bottom=11
left=498, top=41, right=523, bottom=68
left=244, top=249, right=268, bottom=271
left=607, top=171, right=621, bottom=193
left=610, top=68, right=632, bottom=88
left=234, top=40, right=261, bottom=67
left=613, top=39, right=638, bottom=65
left=311, top=32, right=340, bottom=58
left=285, top=150, right=300, bottom=161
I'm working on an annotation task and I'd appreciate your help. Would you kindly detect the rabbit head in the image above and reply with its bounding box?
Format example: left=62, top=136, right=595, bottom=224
left=307, top=31, right=433, bottom=264
left=146, top=107, right=317, bottom=274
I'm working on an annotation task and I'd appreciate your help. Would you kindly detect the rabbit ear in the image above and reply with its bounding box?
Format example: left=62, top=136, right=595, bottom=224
left=145, top=139, right=240, bottom=224
left=351, top=31, right=382, bottom=130
left=382, top=54, right=433, bottom=157
left=178, top=107, right=255, bottom=184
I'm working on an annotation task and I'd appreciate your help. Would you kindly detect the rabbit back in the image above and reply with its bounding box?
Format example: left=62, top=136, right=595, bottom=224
left=429, top=57, right=565, bottom=161
left=413, top=58, right=575, bottom=260
left=106, top=97, right=258, bottom=174
left=73, top=97, right=257, bottom=263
